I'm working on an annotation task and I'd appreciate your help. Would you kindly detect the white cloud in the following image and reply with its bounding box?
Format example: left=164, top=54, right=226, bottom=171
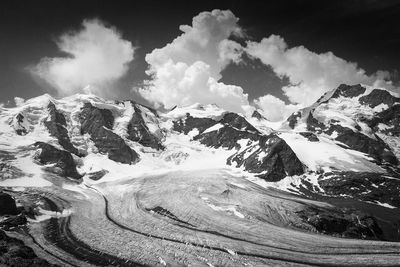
left=246, top=35, right=395, bottom=106
left=254, top=94, right=299, bottom=121
left=14, top=97, right=25, bottom=107
left=33, top=19, right=135, bottom=96
left=138, top=9, right=249, bottom=113
left=141, top=60, right=249, bottom=113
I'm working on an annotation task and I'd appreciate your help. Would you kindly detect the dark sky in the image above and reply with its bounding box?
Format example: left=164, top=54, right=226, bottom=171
left=1, top=0, right=400, bottom=106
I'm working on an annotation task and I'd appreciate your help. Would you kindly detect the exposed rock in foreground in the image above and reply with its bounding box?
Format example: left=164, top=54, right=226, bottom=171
left=0, top=192, right=18, bottom=216
left=297, top=206, right=383, bottom=240
left=34, top=142, right=81, bottom=179
left=0, top=230, right=56, bottom=267
left=319, top=172, right=400, bottom=208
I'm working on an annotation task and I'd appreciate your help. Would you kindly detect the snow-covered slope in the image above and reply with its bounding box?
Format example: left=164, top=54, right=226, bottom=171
left=0, top=85, right=399, bottom=209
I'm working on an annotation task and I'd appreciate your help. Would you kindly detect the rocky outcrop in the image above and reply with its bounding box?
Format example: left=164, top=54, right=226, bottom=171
left=79, top=103, right=139, bottom=164
left=364, top=104, right=400, bottom=136
left=325, top=125, right=398, bottom=165
left=44, top=102, right=80, bottom=156
left=319, top=172, right=400, bottom=208
left=86, top=170, right=109, bottom=181
left=219, top=113, right=258, bottom=133
left=193, top=113, right=260, bottom=148
left=0, top=230, right=56, bottom=266
left=173, top=114, right=217, bottom=135
left=191, top=114, right=304, bottom=181
left=331, top=84, right=366, bottom=99
left=297, top=206, right=383, bottom=240
left=359, top=89, right=400, bottom=108
left=287, top=112, right=301, bottom=129
left=228, top=135, right=304, bottom=181
left=0, top=162, right=24, bottom=180
left=195, top=123, right=257, bottom=150
left=34, top=142, right=81, bottom=179
left=0, top=192, right=18, bottom=216
left=11, top=113, right=29, bottom=135
left=299, top=132, right=319, bottom=142
left=299, top=87, right=399, bottom=165
left=251, top=110, right=265, bottom=120
left=0, top=214, right=27, bottom=230
left=127, top=105, right=164, bottom=150
left=306, top=112, right=326, bottom=132
left=172, top=112, right=304, bottom=181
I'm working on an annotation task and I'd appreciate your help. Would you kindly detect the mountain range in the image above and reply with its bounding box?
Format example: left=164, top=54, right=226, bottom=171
left=0, top=84, right=399, bottom=266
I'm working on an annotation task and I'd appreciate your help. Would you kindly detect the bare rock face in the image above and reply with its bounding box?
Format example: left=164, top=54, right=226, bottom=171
left=190, top=113, right=305, bottom=182
left=306, top=112, right=326, bottom=132
left=359, top=89, right=400, bottom=108
left=299, top=132, right=319, bottom=142
left=251, top=110, right=265, bottom=120
left=11, top=113, right=29, bottom=135
left=325, top=125, right=398, bottom=165
left=228, top=135, right=304, bottom=182
left=289, top=84, right=400, bottom=167
left=0, top=214, right=27, bottom=230
left=86, top=170, right=109, bottom=181
left=34, top=142, right=81, bottom=179
left=173, top=114, right=217, bottom=135
left=0, top=192, right=18, bottom=216
left=0, top=229, right=56, bottom=266
left=297, top=206, right=383, bottom=241
left=127, top=105, right=164, bottom=150
left=44, top=102, right=81, bottom=156
left=331, top=84, right=366, bottom=99
left=193, top=113, right=261, bottom=149
left=171, top=112, right=305, bottom=181
left=319, top=172, right=400, bottom=208
left=287, top=112, right=302, bottom=129
left=79, top=103, right=139, bottom=164
left=219, top=112, right=258, bottom=133
left=364, top=105, right=400, bottom=136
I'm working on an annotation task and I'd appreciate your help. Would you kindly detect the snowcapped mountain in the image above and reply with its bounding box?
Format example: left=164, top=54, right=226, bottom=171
left=1, top=84, right=400, bottom=266
left=1, top=85, right=399, bottom=209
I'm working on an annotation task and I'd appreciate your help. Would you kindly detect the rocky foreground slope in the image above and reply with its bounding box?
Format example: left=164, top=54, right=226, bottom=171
left=0, top=84, right=399, bottom=265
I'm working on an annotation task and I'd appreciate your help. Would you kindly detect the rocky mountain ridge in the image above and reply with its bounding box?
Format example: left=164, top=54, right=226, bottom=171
left=0, top=84, right=399, bottom=210
left=1, top=84, right=400, bottom=265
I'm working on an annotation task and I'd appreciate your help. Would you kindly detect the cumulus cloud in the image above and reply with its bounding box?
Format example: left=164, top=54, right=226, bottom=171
left=246, top=35, right=395, bottom=106
left=138, top=9, right=249, bottom=113
left=254, top=94, right=299, bottom=121
left=33, top=19, right=135, bottom=96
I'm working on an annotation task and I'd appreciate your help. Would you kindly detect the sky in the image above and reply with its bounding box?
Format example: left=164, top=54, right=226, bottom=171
left=1, top=0, right=400, bottom=120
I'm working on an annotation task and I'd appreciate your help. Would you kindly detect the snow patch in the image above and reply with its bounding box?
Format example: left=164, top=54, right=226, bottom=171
left=203, top=123, right=224, bottom=133
left=279, top=132, right=384, bottom=173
